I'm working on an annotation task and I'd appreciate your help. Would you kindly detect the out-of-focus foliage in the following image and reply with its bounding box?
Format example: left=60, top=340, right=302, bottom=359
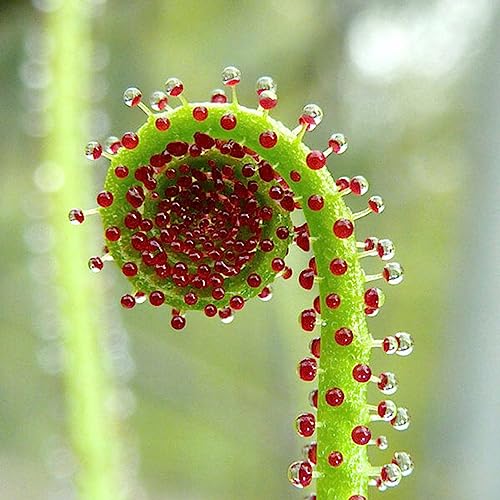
left=1, top=0, right=499, bottom=499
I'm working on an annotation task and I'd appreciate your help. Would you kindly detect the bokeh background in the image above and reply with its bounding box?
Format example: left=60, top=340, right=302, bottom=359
left=1, top=0, right=499, bottom=499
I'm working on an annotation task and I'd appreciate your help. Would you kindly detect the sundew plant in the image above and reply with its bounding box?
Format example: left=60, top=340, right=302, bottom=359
left=48, top=2, right=415, bottom=500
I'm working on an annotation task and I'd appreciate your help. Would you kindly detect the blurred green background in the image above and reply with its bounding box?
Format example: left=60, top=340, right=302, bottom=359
left=1, top=0, right=499, bottom=499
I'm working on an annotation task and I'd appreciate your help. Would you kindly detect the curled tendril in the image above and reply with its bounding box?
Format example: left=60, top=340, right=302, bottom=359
left=70, top=67, right=413, bottom=499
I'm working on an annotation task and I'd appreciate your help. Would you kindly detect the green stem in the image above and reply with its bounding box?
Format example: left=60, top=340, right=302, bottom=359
left=45, top=2, right=123, bottom=499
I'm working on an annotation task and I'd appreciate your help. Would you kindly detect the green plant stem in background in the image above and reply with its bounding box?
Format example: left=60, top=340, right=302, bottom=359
left=45, top=2, right=123, bottom=499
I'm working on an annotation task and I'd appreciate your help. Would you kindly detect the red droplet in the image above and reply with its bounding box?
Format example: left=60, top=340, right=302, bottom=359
left=122, top=262, right=138, bottom=277
left=194, top=132, right=215, bottom=150
left=211, top=287, right=225, bottom=300
left=353, top=364, right=372, bottom=383
left=125, top=211, right=141, bottom=229
left=351, top=425, right=371, bottom=445
left=68, top=208, right=85, bottom=224
left=155, top=117, right=171, bottom=131
left=259, top=162, right=275, bottom=182
left=271, top=258, right=285, bottom=272
left=290, top=170, right=301, bottom=182
left=166, top=141, right=189, bottom=157
left=304, top=442, right=317, bottom=465
left=149, top=291, right=165, bottom=306
left=325, top=293, right=341, bottom=309
left=307, top=195, right=324, bottom=211
left=258, top=286, right=272, bottom=300
left=88, top=256, right=103, bottom=272
left=299, top=309, right=316, bottom=332
left=336, top=176, right=350, bottom=191
left=259, top=130, right=278, bottom=148
left=350, top=176, right=368, bottom=196
left=296, top=413, right=316, bottom=437
left=204, top=304, right=217, bottom=317
left=299, top=269, right=315, bottom=290
left=211, top=90, right=227, bottom=103
left=218, top=307, right=233, bottom=321
left=333, top=218, right=354, bottom=239
left=131, top=232, right=148, bottom=251
left=309, top=389, right=318, bottom=408
left=171, top=315, right=186, bottom=330
left=295, top=233, right=310, bottom=252
left=330, top=258, right=348, bottom=276
left=260, top=239, right=275, bottom=252
left=121, top=132, right=139, bottom=149
left=289, top=461, right=313, bottom=488
left=298, top=358, right=317, bottom=382
left=184, top=292, right=198, bottom=306
left=242, top=163, right=255, bottom=177
left=313, top=296, right=321, bottom=314
left=364, top=288, right=382, bottom=308
left=280, top=195, right=295, bottom=212
left=325, top=387, right=345, bottom=407
left=335, top=327, right=354, bottom=346
left=247, top=273, right=262, bottom=288
left=276, top=226, right=290, bottom=240
left=114, top=165, right=129, bottom=178
left=364, top=237, right=378, bottom=251
left=192, top=106, right=208, bottom=121
left=126, top=186, right=145, bottom=208
left=349, top=496, right=366, bottom=500
left=96, top=191, right=114, bottom=208
left=229, top=296, right=245, bottom=310
left=220, top=113, right=237, bottom=130
left=310, top=338, right=321, bottom=358
left=105, top=226, right=121, bottom=241
left=120, top=294, right=135, bottom=309
left=306, top=151, right=326, bottom=170
left=259, top=92, right=277, bottom=109
left=328, top=451, right=343, bottom=467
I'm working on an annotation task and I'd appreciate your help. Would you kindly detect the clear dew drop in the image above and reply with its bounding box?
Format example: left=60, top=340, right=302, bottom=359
left=258, top=286, right=273, bottom=302
left=328, top=133, right=348, bottom=154
left=391, top=407, right=411, bottom=431
left=68, top=208, right=84, bottom=225
left=123, top=87, right=142, bottom=107
left=220, top=311, right=235, bottom=324
left=381, top=463, right=402, bottom=488
left=210, top=88, right=227, bottom=103
left=369, top=195, right=385, bottom=214
left=377, top=239, right=395, bottom=261
left=150, top=90, right=169, bottom=111
left=377, top=478, right=388, bottom=492
left=84, top=140, right=102, bottom=160
left=383, top=262, right=404, bottom=285
left=378, top=400, right=397, bottom=421
left=395, top=332, right=414, bottom=356
left=88, top=256, right=103, bottom=273
left=382, top=336, right=399, bottom=355
left=221, top=66, right=241, bottom=86
left=256, top=75, right=277, bottom=94
left=258, top=90, right=278, bottom=110
left=393, top=452, right=414, bottom=477
left=299, top=104, right=323, bottom=131
left=350, top=175, right=369, bottom=196
left=376, top=435, right=389, bottom=450
left=164, top=77, right=184, bottom=97
left=378, top=372, right=398, bottom=395
left=104, top=136, right=121, bottom=155
left=287, top=461, right=313, bottom=489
